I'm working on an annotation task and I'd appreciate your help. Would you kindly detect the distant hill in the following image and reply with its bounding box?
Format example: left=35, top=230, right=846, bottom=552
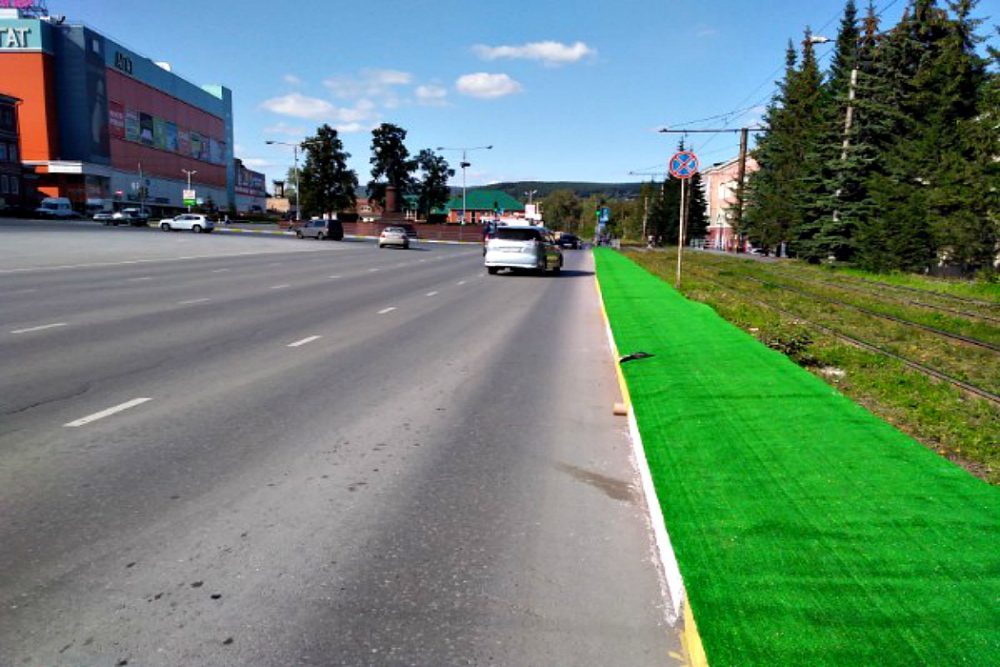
left=450, top=181, right=645, bottom=201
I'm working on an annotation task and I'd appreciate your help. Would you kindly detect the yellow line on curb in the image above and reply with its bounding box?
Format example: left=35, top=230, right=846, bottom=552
left=593, top=271, right=709, bottom=667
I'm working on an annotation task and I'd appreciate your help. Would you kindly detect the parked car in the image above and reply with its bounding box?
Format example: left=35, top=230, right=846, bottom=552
left=159, top=213, right=214, bottom=233
left=378, top=226, right=410, bottom=249
left=484, top=226, right=563, bottom=275
left=92, top=210, right=116, bottom=223
left=35, top=197, right=78, bottom=219
left=557, top=233, right=580, bottom=249
left=296, top=218, right=344, bottom=241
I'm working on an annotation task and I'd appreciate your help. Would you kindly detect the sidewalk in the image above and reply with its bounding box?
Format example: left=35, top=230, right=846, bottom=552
left=594, top=248, right=999, bottom=666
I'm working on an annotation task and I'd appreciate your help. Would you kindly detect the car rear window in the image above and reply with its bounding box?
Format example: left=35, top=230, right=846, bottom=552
left=496, top=228, right=541, bottom=242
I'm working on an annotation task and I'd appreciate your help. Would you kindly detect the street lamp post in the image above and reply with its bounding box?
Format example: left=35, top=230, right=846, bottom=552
left=266, top=139, right=327, bottom=221
left=181, top=169, right=197, bottom=212
left=436, top=145, right=492, bottom=225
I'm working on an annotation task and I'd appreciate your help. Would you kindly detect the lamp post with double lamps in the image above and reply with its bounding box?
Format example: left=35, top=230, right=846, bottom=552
left=265, top=139, right=326, bottom=222
left=436, top=145, right=492, bottom=225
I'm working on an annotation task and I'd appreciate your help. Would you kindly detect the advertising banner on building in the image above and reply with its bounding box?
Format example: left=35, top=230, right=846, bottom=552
left=165, top=122, right=178, bottom=152
left=153, top=117, right=166, bottom=150
left=125, top=109, right=139, bottom=142
left=108, top=102, right=125, bottom=140
left=139, top=113, right=154, bottom=145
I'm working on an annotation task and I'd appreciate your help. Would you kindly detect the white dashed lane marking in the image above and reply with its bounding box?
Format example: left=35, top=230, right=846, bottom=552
left=288, top=335, right=322, bottom=348
left=127, top=276, right=153, bottom=282
left=64, top=397, right=152, bottom=428
left=10, top=322, right=68, bottom=335
left=211, top=268, right=230, bottom=273
left=270, top=284, right=291, bottom=290
left=425, top=291, right=438, bottom=297
left=377, top=307, right=397, bottom=315
left=178, top=298, right=211, bottom=305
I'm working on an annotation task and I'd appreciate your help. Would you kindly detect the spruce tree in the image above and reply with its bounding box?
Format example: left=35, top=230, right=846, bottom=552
left=744, top=42, right=801, bottom=252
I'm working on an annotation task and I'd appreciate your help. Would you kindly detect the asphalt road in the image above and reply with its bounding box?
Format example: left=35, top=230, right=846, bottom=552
left=0, top=220, right=682, bottom=666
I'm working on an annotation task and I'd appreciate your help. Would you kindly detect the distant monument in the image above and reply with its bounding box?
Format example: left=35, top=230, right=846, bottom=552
left=381, top=185, right=407, bottom=224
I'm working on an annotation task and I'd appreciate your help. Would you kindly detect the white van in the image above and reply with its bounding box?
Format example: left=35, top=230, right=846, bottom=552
left=35, top=197, right=78, bottom=219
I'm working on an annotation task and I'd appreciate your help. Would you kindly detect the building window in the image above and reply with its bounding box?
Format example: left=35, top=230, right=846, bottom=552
left=0, top=143, right=6, bottom=162
left=9, top=177, right=18, bottom=195
left=0, top=108, right=11, bottom=130
left=8, top=144, right=15, bottom=162
left=1, top=175, right=8, bottom=194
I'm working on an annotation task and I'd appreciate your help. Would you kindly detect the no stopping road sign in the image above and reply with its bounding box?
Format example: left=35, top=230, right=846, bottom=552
left=669, top=151, right=699, bottom=179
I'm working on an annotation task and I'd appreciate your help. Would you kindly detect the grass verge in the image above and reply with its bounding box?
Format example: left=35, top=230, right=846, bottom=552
left=625, top=248, right=999, bottom=484
left=594, top=248, right=1000, bottom=666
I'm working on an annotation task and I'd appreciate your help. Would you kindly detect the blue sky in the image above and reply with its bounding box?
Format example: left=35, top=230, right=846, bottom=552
left=68, top=0, right=996, bottom=188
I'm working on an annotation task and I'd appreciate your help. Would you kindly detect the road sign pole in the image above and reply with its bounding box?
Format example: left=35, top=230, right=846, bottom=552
left=676, top=177, right=686, bottom=288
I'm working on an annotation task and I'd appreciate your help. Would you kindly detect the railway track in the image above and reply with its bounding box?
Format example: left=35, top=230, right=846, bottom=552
left=681, top=265, right=1000, bottom=406
left=735, top=274, right=1000, bottom=353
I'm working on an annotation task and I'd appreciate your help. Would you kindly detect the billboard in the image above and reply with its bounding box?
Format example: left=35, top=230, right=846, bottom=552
left=108, top=102, right=125, bottom=140
left=138, top=112, right=154, bottom=145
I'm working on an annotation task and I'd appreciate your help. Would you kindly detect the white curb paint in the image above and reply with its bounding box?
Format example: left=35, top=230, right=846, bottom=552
left=64, top=397, right=152, bottom=428
left=11, top=322, right=68, bottom=335
left=287, top=335, right=321, bottom=348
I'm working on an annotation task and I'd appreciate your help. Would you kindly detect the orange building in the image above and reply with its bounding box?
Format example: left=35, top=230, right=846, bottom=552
left=0, top=7, right=233, bottom=214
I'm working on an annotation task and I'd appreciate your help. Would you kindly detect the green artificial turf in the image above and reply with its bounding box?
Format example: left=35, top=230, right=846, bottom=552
left=594, top=249, right=1000, bottom=666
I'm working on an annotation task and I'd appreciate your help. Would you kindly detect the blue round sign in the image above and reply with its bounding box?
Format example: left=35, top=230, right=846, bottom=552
left=669, top=151, right=699, bottom=179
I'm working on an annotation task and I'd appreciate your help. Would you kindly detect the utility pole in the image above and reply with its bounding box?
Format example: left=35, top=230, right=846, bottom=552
left=642, top=195, right=649, bottom=245
left=181, top=169, right=197, bottom=212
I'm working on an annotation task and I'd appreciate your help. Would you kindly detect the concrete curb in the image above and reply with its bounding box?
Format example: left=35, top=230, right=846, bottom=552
left=593, top=273, right=709, bottom=667
left=217, top=227, right=480, bottom=246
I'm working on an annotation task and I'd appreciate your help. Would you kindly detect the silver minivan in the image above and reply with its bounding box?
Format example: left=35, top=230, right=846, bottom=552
left=484, top=226, right=563, bottom=275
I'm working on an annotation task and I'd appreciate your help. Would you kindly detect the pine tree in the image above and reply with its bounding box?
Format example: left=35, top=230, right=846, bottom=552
left=367, top=123, right=417, bottom=208
left=299, top=124, right=357, bottom=218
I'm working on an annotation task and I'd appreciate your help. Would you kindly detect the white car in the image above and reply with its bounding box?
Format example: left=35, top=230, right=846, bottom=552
left=484, top=225, right=563, bottom=275
left=159, top=213, right=214, bottom=233
left=378, top=226, right=410, bottom=249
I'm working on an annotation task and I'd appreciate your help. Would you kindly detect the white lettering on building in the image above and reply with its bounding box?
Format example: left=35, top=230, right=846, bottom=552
left=0, top=27, right=31, bottom=49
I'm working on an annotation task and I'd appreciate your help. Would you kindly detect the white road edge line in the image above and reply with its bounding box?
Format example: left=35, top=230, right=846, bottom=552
left=11, top=322, right=68, bottom=335
left=425, top=291, right=438, bottom=297
left=287, top=335, right=322, bottom=348
left=64, top=397, right=152, bottom=428
left=178, top=298, right=211, bottom=305
left=377, top=307, right=396, bottom=315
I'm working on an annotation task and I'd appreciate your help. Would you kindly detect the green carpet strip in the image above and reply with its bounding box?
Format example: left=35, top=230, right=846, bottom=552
left=594, top=249, right=999, bottom=666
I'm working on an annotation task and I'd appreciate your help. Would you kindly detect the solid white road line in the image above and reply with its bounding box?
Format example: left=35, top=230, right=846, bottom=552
left=270, top=284, right=291, bottom=290
left=377, top=307, right=397, bottom=315
left=64, top=398, right=152, bottom=428
left=10, top=322, right=68, bottom=335
left=425, top=291, right=438, bottom=297
left=287, top=335, right=321, bottom=348
left=178, top=298, right=211, bottom=305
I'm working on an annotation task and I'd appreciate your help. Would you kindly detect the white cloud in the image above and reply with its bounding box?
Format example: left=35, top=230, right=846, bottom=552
left=283, top=73, right=302, bottom=85
left=261, top=94, right=379, bottom=125
left=241, top=157, right=273, bottom=169
left=260, top=93, right=336, bottom=119
left=335, top=122, right=368, bottom=134
left=415, top=84, right=448, bottom=106
left=455, top=73, right=523, bottom=99
left=473, top=40, right=596, bottom=66
left=263, top=121, right=307, bottom=137
left=324, top=69, right=413, bottom=101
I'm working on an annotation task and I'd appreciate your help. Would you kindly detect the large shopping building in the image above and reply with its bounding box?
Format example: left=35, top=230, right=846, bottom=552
left=0, top=5, right=234, bottom=213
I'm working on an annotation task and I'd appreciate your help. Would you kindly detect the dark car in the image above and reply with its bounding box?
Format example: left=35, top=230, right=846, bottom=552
left=557, top=233, right=580, bottom=249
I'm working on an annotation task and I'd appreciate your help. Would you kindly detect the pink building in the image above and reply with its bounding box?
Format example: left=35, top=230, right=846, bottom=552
left=700, top=155, right=758, bottom=250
